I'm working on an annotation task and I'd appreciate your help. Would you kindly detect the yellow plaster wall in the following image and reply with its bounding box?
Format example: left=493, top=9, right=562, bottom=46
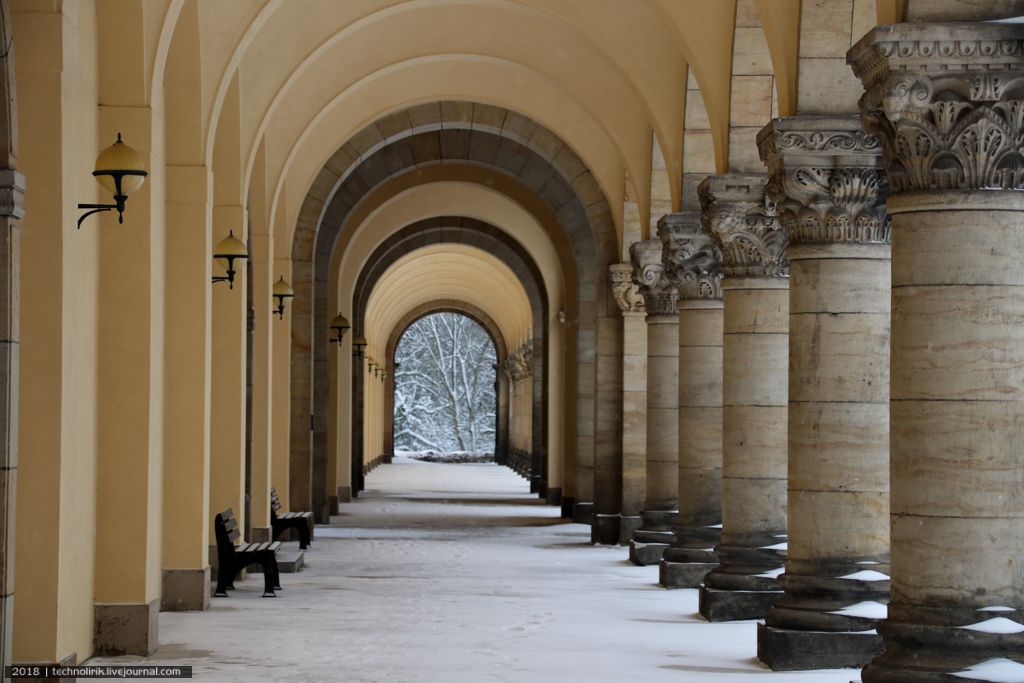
left=12, top=0, right=101, bottom=662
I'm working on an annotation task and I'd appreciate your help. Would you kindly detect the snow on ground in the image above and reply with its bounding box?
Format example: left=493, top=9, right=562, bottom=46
left=89, top=459, right=861, bottom=682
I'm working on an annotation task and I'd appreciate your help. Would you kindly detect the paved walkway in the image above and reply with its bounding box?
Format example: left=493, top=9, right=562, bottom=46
left=91, top=458, right=860, bottom=682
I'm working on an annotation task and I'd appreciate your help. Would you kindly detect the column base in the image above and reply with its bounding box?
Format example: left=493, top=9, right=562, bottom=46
left=161, top=567, right=211, bottom=611
left=591, top=513, right=620, bottom=545
left=618, top=515, right=642, bottom=545
left=757, top=622, right=883, bottom=670
left=529, top=476, right=541, bottom=494
left=250, top=526, right=271, bottom=542
left=328, top=495, right=339, bottom=515
left=313, top=504, right=330, bottom=524
left=862, top=608, right=1024, bottom=683
left=629, top=540, right=670, bottom=566
left=572, top=501, right=593, bottom=524
left=699, top=585, right=783, bottom=622
left=337, top=485, right=352, bottom=503
left=545, top=487, right=562, bottom=506
left=12, top=653, right=77, bottom=683
left=560, top=496, right=575, bottom=519
left=94, top=599, right=159, bottom=656
left=660, top=559, right=715, bottom=589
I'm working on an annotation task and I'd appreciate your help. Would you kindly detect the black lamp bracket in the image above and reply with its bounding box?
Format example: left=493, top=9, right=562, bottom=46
left=77, top=170, right=147, bottom=229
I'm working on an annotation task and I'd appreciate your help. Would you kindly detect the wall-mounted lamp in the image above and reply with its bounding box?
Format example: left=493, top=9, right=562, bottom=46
left=78, top=133, right=149, bottom=228
left=329, top=314, right=350, bottom=344
left=367, top=359, right=377, bottom=377
left=352, top=336, right=367, bottom=358
left=557, top=310, right=566, bottom=325
left=272, top=276, right=294, bottom=319
left=211, top=230, right=248, bottom=288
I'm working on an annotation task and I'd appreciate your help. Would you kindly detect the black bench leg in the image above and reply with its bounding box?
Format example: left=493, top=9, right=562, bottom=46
left=260, top=556, right=277, bottom=597
left=214, top=566, right=232, bottom=597
left=298, top=522, right=310, bottom=550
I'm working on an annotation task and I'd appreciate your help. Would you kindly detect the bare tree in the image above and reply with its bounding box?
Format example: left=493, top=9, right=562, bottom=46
left=393, top=313, right=497, bottom=453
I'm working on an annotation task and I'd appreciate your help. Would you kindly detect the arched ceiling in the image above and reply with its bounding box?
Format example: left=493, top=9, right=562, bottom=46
left=365, top=244, right=532, bottom=356
left=158, top=0, right=916, bottom=231
left=334, top=181, right=565, bottom=317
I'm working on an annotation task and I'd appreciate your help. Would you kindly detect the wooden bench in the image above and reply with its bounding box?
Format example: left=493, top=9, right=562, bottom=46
left=213, top=508, right=282, bottom=598
left=270, top=487, right=313, bottom=550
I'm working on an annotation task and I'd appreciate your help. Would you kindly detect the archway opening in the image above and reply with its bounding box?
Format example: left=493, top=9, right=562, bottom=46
left=392, top=312, right=498, bottom=462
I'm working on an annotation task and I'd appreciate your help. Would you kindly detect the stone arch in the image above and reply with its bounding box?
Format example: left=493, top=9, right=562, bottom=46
left=344, top=219, right=550, bottom=503
left=292, top=102, right=621, bottom=521
left=383, top=301, right=508, bottom=471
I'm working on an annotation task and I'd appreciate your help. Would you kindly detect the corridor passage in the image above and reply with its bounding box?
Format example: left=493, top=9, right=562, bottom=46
left=93, top=459, right=859, bottom=682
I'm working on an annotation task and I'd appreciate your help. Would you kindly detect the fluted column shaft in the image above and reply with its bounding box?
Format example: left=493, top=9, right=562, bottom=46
left=756, top=116, right=892, bottom=670
left=698, top=174, right=790, bottom=622
left=849, top=22, right=1024, bottom=683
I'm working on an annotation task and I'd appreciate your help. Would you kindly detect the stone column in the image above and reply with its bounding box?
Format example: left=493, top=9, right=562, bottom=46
left=656, top=212, right=725, bottom=589
left=628, top=238, right=679, bottom=566
left=0, top=168, right=22, bottom=676
left=849, top=23, right=1024, bottom=682
left=697, top=174, right=789, bottom=621
left=755, top=117, right=892, bottom=669
left=610, top=264, right=647, bottom=544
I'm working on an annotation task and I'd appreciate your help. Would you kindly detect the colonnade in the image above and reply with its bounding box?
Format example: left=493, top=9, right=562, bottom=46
left=600, top=17, right=1024, bottom=680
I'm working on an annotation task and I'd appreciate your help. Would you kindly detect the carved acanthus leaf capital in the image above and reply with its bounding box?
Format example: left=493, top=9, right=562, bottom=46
left=0, top=169, right=25, bottom=220
left=504, top=340, right=533, bottom=382
left=758, top=116, right=891, bottom=245
left=609, top=263, right=645, bottom=313
left=630, top=239, right=678, bottom=316
left=657, top=212, right=723, bottom=300
left=698, top=174, right=789, bottom=278
left=848, top=23, right=1024, bottom=192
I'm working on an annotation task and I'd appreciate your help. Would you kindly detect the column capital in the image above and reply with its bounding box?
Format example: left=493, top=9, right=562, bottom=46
left=0, top=168, right=24, bottom=220
left=848, top=22, right=1024, bottom=193
left=757, top=116, right=891, bottom=245
left=658, top=212, right=723, bottom=300
left=609, top=263, right=645, bottom=314
left=698, top=174, right=788, bottom=278
left=630, top=239, right=678, bottom=316
left=504, top=340, right=533, bottom=382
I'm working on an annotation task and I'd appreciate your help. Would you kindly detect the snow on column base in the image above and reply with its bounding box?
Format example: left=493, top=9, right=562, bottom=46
left=572, top=501, right=593, bottom=524
left=757, top=622, right=883, bottom=671
left=629, top=540, right=670, bottom=566
left=862, top=612, right=1024, bottom=683
left=660, top=559, right=715, bottom=589
left=698, top=584, right=783, bottom=622
left=591, top=513, right=621, bottom=545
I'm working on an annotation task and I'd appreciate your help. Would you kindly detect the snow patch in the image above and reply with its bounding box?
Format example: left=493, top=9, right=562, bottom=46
left=958, top=618, right=1024, bottom=635
left=829, top=601, right=888, bottom=620
left=760, top=542, right=787, bottom=550
left=979, top=606, right=1017, bottom=613
left=952, top=658, right=1024, bottom=683
left=754, top=567, right=784, bottom=579
left=839, top=570, right=890, bottom=582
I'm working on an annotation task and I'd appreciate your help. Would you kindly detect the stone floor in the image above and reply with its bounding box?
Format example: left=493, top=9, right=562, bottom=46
left=91, top=457, right=861, bottom=682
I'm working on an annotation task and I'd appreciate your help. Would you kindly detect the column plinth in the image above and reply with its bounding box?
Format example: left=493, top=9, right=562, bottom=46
left=627, top=237, right=679, bottom=565
left=755, top=116, right=892, bottom=669
left=653, top=213, right=725, bottom=588
left=697, top=175, right=790, bottom=621
left=848, top=23, right=1024, bottom=683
